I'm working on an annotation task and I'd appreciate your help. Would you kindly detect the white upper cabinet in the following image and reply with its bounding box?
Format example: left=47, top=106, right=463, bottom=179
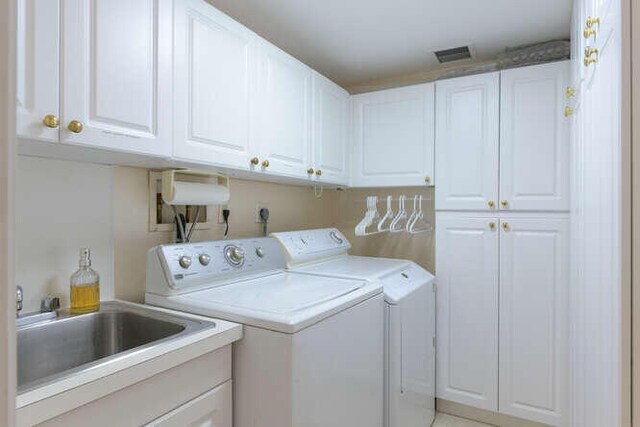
left=173, top=0, right=256, bottom=169
left=61, top=0, right=172, bottom=157
left=436, top=214, right=499, bottom=411
left=311, top=72, right=350, bottom=184
left=16, top=0, right=60, bottom=143
left=435, top=73, right=500, bottom=211
left=499, top=62, right=570, bottom=212
left=253, top=41, right=312, bottom=178
left=499, top=218, right=568, bottom=426
left=351, top=83, right=435, bottom=187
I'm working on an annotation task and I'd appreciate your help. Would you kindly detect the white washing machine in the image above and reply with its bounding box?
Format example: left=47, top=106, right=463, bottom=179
left=271, top=228, right=436, bottom=427
left=145, top=236, right=384, bottom=427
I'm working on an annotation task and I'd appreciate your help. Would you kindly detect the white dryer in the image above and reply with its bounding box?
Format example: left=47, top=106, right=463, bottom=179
left=145, top=237, right=384, bottom=427
left=272, top=228, right=436, bottom=427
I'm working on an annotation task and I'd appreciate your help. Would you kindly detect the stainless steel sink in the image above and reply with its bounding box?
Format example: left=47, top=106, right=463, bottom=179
left=17, top=301, right=214, bottom=393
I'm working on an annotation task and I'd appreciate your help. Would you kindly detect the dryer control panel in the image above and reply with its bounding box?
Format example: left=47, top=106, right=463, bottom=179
left=271, top=228, right=351, bottom=267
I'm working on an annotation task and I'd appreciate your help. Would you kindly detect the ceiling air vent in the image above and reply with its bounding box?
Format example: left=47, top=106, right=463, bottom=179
left=434, top=46, right=472, bottom=63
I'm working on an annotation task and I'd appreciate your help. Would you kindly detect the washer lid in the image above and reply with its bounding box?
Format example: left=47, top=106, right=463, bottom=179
left=296, top=256, right=411, bottom=281
left=196, top=272, right=364, bottom=314
left=153, top=271, right=382, bottom=333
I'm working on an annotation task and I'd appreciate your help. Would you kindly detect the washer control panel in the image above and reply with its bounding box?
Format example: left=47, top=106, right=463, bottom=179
left=271, top=228, right=351, bottom=267
left=154, top=237, right=286, bottom=291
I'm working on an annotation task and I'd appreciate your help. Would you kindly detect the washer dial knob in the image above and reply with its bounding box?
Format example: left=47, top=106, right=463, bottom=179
left=199, top=253, right=211, bottom=266
left=225, top=245, right=245, bottom=267
left=179, top=255, right=192, bottom=269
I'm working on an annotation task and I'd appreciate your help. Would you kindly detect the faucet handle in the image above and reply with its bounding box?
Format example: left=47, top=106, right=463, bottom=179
left=16, top=286, right=23, bottom=315
left=41, top=295, right=61, bottom=313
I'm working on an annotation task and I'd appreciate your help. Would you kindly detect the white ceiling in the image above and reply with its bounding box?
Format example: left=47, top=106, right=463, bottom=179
left=206, top=0, right=573, bottom=89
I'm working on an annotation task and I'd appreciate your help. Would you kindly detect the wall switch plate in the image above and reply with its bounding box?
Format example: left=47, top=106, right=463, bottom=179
left=255, top=202, right=269, bottom=223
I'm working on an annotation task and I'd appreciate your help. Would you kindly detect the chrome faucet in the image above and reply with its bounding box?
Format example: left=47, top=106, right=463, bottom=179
left=16, top=285, right=23, bottom=317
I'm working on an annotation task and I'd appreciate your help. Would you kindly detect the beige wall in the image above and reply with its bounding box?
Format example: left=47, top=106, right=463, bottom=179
left=113, top=167, right=339, bottom=302
left=334, top=187, right=435, bottom=273
left=113, top=167, right=436, bottom=303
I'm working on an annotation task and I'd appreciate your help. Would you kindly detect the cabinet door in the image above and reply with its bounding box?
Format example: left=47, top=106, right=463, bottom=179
left=253, top=41, right=312, bottom=177
left=351, top=83, right=435, bottom=187
left=311, top=72, right=350, bottom=185
left=173, top=0, right=255, bottom=169
left=436, top=214, right=499, bottom=411
left=147, top=380, right=232, bottom=427
left=500, top=62, right=570, bottom=212
left=61, top=0, right=172, bottom=156
left=499, top=218, right=568, bottom=426
left=16, top=0, right=59, bottom=142
left=435, top=73, right=500, bottom=211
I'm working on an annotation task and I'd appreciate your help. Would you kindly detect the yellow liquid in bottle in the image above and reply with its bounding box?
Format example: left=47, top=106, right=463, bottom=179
left=70, top=283, right=100, bottom=314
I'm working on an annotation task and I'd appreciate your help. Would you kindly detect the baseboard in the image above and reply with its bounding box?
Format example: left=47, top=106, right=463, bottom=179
left=436, top=399, right=552, bottom=427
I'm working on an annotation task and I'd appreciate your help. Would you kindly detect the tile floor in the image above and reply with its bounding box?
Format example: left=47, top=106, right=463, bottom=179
left=434, top=413, right=494, bottom=427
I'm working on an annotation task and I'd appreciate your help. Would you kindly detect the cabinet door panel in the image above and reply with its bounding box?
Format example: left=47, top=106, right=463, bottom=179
left=499, top=218, right=568, bottom=426
left=435, top=73, right=500, bottom=210
left=500, top=62, right=570, bottom=211
left=62, top=0, right=172, bottom=156
left=436, top=215, right=499, bottom=411
left=173, top=0, right=255, bottom=168
left=254, top=42, right=312, bottom=177
left=16, top=0, right=60, bottom=142
left=147, top=380, right=232, bottom=427
left=351, top=83, right=434, bottom=187
left=312, top=72, right=349, bottom=184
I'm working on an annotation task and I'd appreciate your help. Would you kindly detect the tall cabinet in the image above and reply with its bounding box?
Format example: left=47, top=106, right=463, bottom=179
left=435, top=61, right=570, bottom=427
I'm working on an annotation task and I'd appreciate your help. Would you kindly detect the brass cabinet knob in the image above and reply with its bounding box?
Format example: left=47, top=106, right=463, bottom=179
left=307, top=168, right=314, bottom=175
left=564, top=106, right=574, bottom=117
left=250, top=157, right=260, bottom=165
left=42, top=114, right=59, bottom=128
left=566, top=87, right=576, bottom=99
left=261, top=160, right=270, bottom=168
left=584, top=56, right=598, bottom=67
left=67, top=120, right=84, bottom=133
left=489, top=222, right=496, bottom=231
left=586, top=16, right=600, bottom=29
left=315, top=169, right=322, bottom=176
left=583, top=27, right=597, bottom=39
left=501, top=200, right=509, bottom=208
left=425, top=176, right=431, bottom=184
left=584, top=17, right=600, bottom=39
left=502, top=222, right=510, bottom=231
left=488, top=200, right=495, bottom=208
left=585, top=47, right=599, bottom=58
left=584, top=47, right=599, bottom=67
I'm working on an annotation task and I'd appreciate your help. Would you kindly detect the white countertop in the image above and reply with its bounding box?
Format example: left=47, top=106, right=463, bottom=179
left=16, top=300, right=242, bottom=422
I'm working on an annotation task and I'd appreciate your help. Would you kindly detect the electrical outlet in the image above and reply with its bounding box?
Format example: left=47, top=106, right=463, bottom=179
left=255, top=202, right=269, bottom=223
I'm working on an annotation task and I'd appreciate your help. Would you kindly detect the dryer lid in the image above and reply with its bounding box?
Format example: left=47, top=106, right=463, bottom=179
left=296, top=256, right=410, bottom=281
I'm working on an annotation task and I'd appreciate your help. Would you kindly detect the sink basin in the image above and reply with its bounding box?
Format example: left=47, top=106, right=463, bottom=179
left=17, top=301, right=214, bottom=393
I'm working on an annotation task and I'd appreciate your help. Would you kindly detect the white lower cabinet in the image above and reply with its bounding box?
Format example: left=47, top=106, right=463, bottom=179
left=436, top=213, right=568, bottom=425
left=436, top=216, right=499, bottom=411
left=147, top=380, right=232, bottom=427
left=499, top=218, right=568, bottom=426
left=29, top=346, right=232, bottom=427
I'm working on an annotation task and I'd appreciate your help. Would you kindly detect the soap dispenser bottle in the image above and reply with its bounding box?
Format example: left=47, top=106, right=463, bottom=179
left=70, top=248, right=100, bottom=314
